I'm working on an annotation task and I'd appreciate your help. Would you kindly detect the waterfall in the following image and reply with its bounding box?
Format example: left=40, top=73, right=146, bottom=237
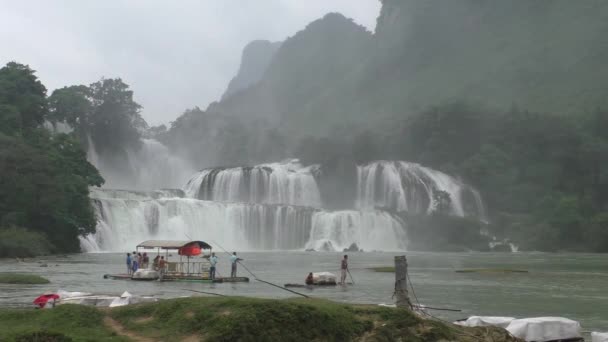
left=81, top=188, right=407, bottom=252
left=86, top=136, right=195, bottom=190
left=184, top=159, right=322, bottom=208
left=305, top=210, right=407, bottom=252
left=81, top=188, right=317, bottom=252
left=356, top=161, right=486, bottom=218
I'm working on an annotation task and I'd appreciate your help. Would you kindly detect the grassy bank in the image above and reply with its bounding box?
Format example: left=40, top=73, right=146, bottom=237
left=0, top=273, right=50, bottom=284
left=0, top=297, right=522, bottom=342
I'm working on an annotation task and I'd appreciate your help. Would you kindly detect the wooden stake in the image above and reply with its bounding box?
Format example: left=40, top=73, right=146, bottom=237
left=394, top=255, right=412, bottom=309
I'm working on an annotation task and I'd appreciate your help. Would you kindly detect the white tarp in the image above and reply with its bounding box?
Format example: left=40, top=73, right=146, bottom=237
left=454, top=316, right=515, bottom=329
left=132, top=269, right=159, bottom=280
left=506, top=317, right=581, bottom=341
left=313, top=272, right=336, bottom=284
left=592, top=332, right=608, bottom=342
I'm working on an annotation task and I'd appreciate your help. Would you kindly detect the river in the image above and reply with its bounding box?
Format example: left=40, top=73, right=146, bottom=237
left=1, top=251, right=606, bottom=334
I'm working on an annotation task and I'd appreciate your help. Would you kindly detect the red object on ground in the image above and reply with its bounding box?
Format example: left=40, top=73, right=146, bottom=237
left=33, top=294, right=60, bottom=308
left=178, top=246, right=201, bottom=256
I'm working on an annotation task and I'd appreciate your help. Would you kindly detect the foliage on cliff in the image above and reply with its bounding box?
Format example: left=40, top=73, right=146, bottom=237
left=0, top=62, right=103, bottom=257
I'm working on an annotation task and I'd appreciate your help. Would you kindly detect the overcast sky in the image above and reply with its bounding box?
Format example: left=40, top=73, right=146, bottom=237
left=0, top=1, right=380, bottom=125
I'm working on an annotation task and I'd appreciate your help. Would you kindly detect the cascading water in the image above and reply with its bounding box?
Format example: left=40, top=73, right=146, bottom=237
left=184, top=160, right=322, bottom=208
left=81, top=188, right=317, bottom=252
left=356, top=161, right=486, bottom=218
left=86, top=135, right=194, bottom=190
left=82, top=159, right=488, bottom=253
left=305, top=210, right=407, bottom=252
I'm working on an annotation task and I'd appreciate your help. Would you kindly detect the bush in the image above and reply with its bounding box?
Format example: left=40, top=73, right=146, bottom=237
left=0, top=273, right=50, bottom=284
left=0, top=227, right=53, bottom=258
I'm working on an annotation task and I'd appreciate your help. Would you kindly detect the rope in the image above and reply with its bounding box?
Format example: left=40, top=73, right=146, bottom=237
left=210, top=240, right=309, bottom=299
left=182, top=289, right=227, bottom=297
left=405, top=268, right=489, bottom=342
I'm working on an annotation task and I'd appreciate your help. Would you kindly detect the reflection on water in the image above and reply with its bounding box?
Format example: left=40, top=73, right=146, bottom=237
left=1, top=252, right=607, bottom=332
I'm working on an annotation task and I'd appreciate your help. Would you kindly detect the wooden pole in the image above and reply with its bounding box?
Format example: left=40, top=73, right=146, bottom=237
left=394, top=255, right=412, bottom=309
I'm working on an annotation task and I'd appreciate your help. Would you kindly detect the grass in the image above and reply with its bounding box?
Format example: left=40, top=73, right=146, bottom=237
left=0, top=297, right=523, bottom=342
left=0, top=304, right=126, bottom=341
left=0, top=273, right=50, bottom=284
left=455, top=269, right=528, bottom=274
left=369, top=266, right=395, bottom=272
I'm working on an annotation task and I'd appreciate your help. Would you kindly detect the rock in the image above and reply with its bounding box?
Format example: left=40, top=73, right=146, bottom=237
left=305, top=248, right=315, bottom=252
left=343, top=243, right=361, bottom=252
left=39, top=263, right=48, bottom=267
left=319, top=241, right=335, bottom=252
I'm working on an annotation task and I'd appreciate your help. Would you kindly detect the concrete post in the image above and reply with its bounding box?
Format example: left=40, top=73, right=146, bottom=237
left=394, top=255, right=412, bottom=309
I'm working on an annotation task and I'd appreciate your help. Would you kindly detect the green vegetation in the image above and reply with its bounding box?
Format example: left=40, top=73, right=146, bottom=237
left=0, top=62, right=104, bottom=257
left=369, top=267, right=395, bottom=273
left=0, top=297, right=521, bottom=341
left=455, top=269, right=528, bottom=274
left=0, top=304, right=124, bottom=341
left=0, top=273, right=50, bottom=284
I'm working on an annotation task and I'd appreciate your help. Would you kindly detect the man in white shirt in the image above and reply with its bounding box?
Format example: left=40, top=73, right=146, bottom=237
left=230, top=252, right=242, bottom=278
left=209, top=252, right=218, bottom=280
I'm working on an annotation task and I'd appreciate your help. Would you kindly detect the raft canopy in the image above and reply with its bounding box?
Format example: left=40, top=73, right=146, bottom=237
left=136, top=240, right=212, bottom=250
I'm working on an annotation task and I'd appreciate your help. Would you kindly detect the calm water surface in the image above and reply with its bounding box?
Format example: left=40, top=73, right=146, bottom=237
left=1, top=252, right=606, bottom=333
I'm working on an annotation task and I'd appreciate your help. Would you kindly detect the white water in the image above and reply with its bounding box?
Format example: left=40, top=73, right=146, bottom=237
left=305, top=211, right=407, bottom=252
left=82, top=159, right=489, bottom=253
left=81, top=189, right=406, bottom=252
left=184, top=159, right=322, bottom=208
left=86, top=136, right=194, bottom=190
left=357, top=161, right=486, bottom=218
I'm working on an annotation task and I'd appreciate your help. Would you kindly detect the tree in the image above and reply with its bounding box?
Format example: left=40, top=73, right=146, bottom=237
left=0, top=61, right=104, bottom=256
left=0, top=62, right=47, bottom=130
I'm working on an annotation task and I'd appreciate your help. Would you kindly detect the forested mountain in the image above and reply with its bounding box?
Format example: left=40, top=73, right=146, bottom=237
left=221, top=40, right=282, bottom=100
left=160, top=0, right=608, bottom=252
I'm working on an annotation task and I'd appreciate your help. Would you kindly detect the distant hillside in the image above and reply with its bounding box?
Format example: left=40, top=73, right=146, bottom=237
left=184, top=0, right=608, bottom=138
left=221, top=40, right=281, bottom=101
left=204, top=12, right=373, bottom=135
left=370, top=0, right=608, bottom=117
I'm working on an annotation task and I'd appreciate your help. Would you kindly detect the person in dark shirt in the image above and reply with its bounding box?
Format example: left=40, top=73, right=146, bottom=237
left=340, top=255, right=348, bottom=285
left=305, top=272, right=314, bottom=285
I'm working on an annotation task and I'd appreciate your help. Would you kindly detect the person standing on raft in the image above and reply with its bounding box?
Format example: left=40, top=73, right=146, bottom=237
left=340, top=255, right=349, bottom=285
left=230, top=252, right=242, bottom=278
left=209, top=252, right=218, bottom=280
left=126, top=253, right=132, bottom=275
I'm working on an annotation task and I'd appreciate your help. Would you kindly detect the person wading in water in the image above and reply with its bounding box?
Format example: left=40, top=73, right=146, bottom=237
left=340, top=255, right=349, bottom=285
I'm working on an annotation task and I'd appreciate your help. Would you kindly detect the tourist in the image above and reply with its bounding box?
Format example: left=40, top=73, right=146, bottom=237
left=230, top=252, right=242, bottom=278
left=305, top=272, right=314, bottom=285
left=153, top=255, right=160, bottom=270
left=137, top=252, right=143, bottom=266
left=132, top=255, right=139, bottom=273
left=340, top=255, right=348, bottom=285
left=142, top=252, right=149, bottom=269
left=126, top=253, right=132, bottom=275
left=209, top=252, right=218, bottom=280
left=158, top=256, right=167, bottom=280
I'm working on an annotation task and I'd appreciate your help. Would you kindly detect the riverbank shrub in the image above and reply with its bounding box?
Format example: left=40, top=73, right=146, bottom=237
left=0, top=273, right=50, bottom=284
left=0, top=227, right=53, bottom=258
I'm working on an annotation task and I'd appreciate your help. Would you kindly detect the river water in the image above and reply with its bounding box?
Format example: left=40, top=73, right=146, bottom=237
left=1, top=251, right=606, bottom=333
